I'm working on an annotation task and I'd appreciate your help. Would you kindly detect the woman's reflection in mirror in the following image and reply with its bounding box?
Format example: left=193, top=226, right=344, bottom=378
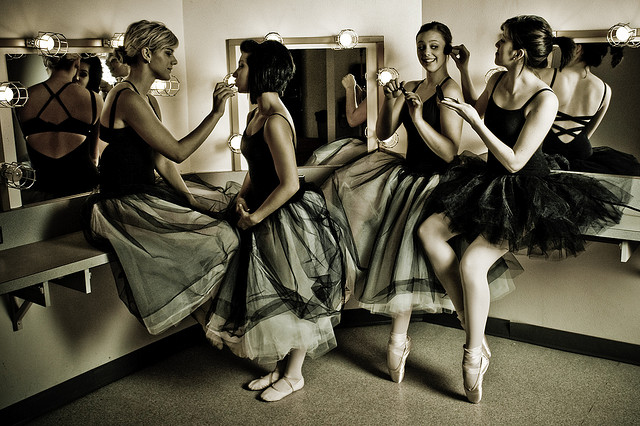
left=16, top=53, right=103, bottom=203
left=342, top=72, right=367, bottom=127
left=538, top=38, right=640, bottom=175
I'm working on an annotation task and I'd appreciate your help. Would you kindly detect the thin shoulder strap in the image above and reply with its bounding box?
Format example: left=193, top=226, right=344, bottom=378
left=267, top=112, right=297, bottom=146
left=597, top=82, right=607, bottom=111
left=90, top=90, right=97, bottom=123
left=108, top=89, right=129, bottom=129
left=490, top=72, right=506, bottom=98
left=549, top=68, right=558, bottom=88
left=522, top=87, right=553, bottom=110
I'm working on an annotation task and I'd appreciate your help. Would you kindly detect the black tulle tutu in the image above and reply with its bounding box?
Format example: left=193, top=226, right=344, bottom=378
left=424, top=153, right=631, bottom=257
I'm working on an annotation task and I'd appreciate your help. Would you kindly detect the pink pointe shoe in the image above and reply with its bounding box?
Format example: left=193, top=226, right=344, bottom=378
left=387, top=335, right=412, bottom=383
left=462, top=345, right=490, bottom=403
left=260, top=376, right=305, bottom=402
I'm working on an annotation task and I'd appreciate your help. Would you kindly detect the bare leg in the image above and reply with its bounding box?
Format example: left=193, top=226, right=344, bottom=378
left=459, top=236, right=507, bottom=349
left=459, top=235, right=507, bottom=403
left=260, top=349, right=306, bottom=402
left=418, top=213, right=464, bottom=314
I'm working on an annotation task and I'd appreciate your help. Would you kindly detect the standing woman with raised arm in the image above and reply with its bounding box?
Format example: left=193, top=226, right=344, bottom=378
left=84, top=20, right=240, bottom=335
left=203, top=39, right=345, bottom=402
left=419, top=15, right=628, bottom=403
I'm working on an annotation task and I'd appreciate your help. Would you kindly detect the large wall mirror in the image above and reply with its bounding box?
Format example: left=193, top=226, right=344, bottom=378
left=553, top=29, right=640, bottom=175
left=0, top=42, right=110, bottom=211
left=226, top=35, right=384, bottom=170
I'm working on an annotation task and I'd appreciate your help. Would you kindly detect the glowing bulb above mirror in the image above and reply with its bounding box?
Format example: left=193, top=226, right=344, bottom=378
left=264, top=32, right=284, bottom=44
left=608, top=23, right=639, bottom=47
left=104, top=33, right=125, bottom=48
left=27, top=32, right=68, bottom=56
left=336, top=29, right=358, bottom=49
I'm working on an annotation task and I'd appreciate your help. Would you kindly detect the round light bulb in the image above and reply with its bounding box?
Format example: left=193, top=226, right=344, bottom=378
left=0, top=86, right=15, bottom=103
left=615, top=26, right=631, bottom=42
left=37, top=34, right=55, bottom=52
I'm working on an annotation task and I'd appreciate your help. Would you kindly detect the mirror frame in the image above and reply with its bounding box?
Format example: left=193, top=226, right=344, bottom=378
left=225, top=35, right=384, bottom=170
left=0, top=39, right=111, bottom=211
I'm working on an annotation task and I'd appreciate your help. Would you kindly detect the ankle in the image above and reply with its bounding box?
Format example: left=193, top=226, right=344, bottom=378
left=389, top=332, right=408, bottom=346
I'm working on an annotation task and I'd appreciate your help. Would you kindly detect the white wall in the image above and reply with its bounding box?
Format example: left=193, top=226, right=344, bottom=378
left=422, top=0, right=640, bottom=344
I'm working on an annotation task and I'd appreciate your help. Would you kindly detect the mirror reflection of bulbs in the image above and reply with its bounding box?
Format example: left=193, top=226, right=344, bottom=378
left=227, top=134, right=242, bottom=154
left=377, top=67, right=399, bottom=86
left=223, top=73, right=237, bottom=92
left=377, top=132, right=399, bottom=149
left=264, top=32, right=284, bottom=44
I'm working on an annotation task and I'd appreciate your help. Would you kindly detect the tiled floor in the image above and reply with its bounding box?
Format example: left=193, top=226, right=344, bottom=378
left=27, top=322, right=640, bottom=425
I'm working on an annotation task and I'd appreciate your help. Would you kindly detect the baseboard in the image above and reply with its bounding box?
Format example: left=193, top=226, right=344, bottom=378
left=1, top=325, right=202, bottom=426
left=3, top=312, right=638, bottom=425
left=339, top=309, right=640, bottom=366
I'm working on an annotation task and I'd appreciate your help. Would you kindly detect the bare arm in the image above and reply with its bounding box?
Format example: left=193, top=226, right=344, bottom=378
left=237, top=115, right=299, bottom=229
left=122, top=82, right=235, bottom=163
left=450, top=45, right=483, bottom=106
left=404, top=81, right=462, bottom=162
left=446, top=90, right=558, bottom=173
left=342, top=74, right=367, bottom=127
left=376, top=79, right=416, bottom=141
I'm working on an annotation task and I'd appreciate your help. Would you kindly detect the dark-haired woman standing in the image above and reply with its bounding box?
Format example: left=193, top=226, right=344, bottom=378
left=203, top=39, right=345, bottom=402
left=538, top=38, right=640, bottom=175
left=420, top=15, right=629, bottom=403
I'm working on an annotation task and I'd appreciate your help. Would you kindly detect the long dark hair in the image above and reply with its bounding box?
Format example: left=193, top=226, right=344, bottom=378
left=240, top=39, right=295, bottom=104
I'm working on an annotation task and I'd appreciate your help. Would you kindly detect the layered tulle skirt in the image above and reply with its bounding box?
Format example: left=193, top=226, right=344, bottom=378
left=203, top=186, right=345, bottom=364
left=84, top=177, right=240, bottom=335
left=322, top=150, right=516, bottom=315
left=304, top=137, right=369, bottom=166
left=424, top=154, right=631, bottom=257
left=547, top=146, right=640, bottom=176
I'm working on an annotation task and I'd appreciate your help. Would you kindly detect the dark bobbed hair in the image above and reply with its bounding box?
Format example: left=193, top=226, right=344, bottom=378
left=115, top=20, right=179, bottom=66
left=417, top=21, right=453, bottom=54
left=240, top=39, right=295, bottom=104
left=81, top=56, right=103, bottom=93
left=501, top=15, right=554, bottom=69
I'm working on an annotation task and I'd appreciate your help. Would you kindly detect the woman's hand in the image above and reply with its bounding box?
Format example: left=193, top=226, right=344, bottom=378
left=236, top=202, right=259, bottom=230
left=450, top=44, right=470, bottom=70
left=440, top=98, right=481, bottom=128
left=212, top=82, right=236, bottom=115
left=383, top=79, right=406, bottom=100
left=404, top=91, right=423, bottom=122
left=342, top=74, right=357, bottom=90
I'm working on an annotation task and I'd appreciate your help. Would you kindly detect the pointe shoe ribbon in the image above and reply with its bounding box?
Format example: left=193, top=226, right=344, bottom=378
left=260, top=376, right=305, bottom=402
left=388, top=335, right=412, bottom=383
left=462, top=346, right=489, bottom=404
